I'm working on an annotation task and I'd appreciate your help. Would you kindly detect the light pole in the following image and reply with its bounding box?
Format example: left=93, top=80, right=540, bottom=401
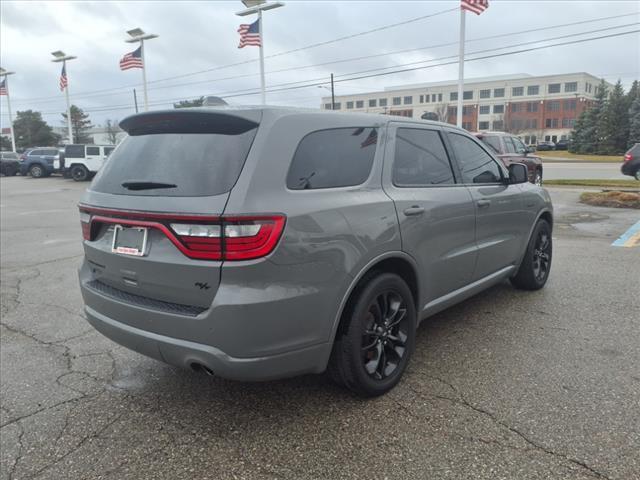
left=51, top=51, right=76, bottom=144
left=236, top=0, right=284, bottom=105
left=317, top=75, right=335, bottom=110
left=125, top=28, right=158, bottom=111
left=0, top=68, right=17, bottom=152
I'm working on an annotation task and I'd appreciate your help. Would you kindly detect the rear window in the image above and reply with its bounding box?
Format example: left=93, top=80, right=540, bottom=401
left=91, top=113, right=258, bottom=197
left=286, top=127, right=378, bottom=190
left=65, top=145, right=85, bottom=158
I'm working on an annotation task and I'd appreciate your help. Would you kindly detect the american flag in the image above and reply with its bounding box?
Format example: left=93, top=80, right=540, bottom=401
left=0, top=79, right=7, bottom=96
left=237, top=19, right=261, bottom=48
left=59, top=64, right=68, bottom=91
left=119, top=46, right=144, bottom=70
left=461, top=0, right=489, bottom=15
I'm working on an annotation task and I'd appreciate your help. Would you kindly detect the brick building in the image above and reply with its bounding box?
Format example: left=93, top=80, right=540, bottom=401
left=321, top=72, right=611, bottom=145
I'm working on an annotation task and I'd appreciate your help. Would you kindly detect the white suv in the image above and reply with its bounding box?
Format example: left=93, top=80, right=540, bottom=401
left=64, top=144, right=116, bottom=181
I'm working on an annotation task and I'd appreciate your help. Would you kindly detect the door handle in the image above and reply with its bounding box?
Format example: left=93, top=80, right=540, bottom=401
left=403, top=206, right=425, bottom=216
left=476, top=199, right=491, bottom=208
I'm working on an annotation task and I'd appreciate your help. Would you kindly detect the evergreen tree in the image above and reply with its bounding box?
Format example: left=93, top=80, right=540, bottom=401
left=62, top=105, right=93, bottom=144
left=629, top=97, right=640, bottom=147
left=569, top=110, right=587, bottom=153
left=13, top=110, right=61, bottom=149
left=174, top=97, right=205, bottom=108
left=601, top=80, right=628, bottom=154
left=579, top=80, right=609, bottom=154
left=627, top=80, right=639, bottom=104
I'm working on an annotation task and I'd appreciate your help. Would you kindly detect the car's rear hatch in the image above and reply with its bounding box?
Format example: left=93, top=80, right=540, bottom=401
left=79, top=109, right=261, bottom=312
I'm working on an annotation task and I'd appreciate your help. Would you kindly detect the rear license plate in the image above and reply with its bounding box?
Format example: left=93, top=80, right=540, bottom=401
left=112, top=225, right=148, bottom=256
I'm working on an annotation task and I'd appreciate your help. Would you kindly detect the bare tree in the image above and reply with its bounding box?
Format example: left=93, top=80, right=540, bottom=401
left=105, top=119, right=119, bottom=145
left=434, top=103, right=449, bottom=124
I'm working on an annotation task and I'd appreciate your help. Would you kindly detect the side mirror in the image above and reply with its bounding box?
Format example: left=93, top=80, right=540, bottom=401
left=508, top=163, right=528, bottom=184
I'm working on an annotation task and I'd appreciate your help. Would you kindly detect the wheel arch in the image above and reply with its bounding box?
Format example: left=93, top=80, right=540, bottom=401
left=515, top=208, right=553, bottom=269
left=328, top=251, right=420, bottom=345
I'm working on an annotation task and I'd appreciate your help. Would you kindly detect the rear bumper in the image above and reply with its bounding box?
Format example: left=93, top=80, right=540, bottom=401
left=621, top=161, right=639, bottom=176
left=85, top=305, right=330, bottom=381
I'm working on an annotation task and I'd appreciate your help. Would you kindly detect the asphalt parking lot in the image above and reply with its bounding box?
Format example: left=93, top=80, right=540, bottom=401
left=1, top=176, right=639, bottom=480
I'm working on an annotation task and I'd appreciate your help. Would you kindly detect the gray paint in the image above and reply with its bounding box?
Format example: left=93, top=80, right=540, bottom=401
left=79, top=106, right=553, bottom=381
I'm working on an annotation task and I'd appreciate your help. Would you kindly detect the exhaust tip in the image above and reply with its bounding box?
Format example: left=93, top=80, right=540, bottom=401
left=190, top=363, right=215, bottom=377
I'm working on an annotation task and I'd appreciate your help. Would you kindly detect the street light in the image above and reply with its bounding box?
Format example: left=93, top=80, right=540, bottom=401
left=51, top=51, right=77, bottom=144
left=236, top=1, right=284, bottom=105
left=0, top=68, right=17, bottom=152
left=125, top=28, right=158, bottom=111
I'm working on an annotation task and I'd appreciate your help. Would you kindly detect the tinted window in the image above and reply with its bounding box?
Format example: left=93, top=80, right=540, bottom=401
left=479, top=135, right=501, bottom=154
left=30, top=150, right=45, bottom=156
left=86, top=146, right=100, bottom=155
left=92, top=126, right=258, bottom=197
left=65, top=145, right=85, bottom=158
left=393, top=129, right=454, bottom=186
left=286, top=128, right=377, bottom=190
left=104, top=147, right=115, bottom=156
left=448, top=133, right=503, bottom=184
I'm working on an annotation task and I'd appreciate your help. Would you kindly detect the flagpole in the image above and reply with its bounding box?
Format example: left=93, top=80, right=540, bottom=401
left=1, top=73, right=17, bottom=152
left=456, top=7, right=465, bottom=128
left=63, top=60, right=74, bottom=144
left=140, top=40, right=149, bottom=111
left=258, top=10, right=266, bottom=105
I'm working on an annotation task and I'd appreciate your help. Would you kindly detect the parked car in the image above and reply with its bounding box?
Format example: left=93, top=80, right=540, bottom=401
left=64, top=144, right=116, bottom=181
left=474, top=132, right=544, bottom=185
left=78, top=108, right=553, bottom=397
left=536, top=141, right=556, bottom=151
left=621, top=143, right=640, bottom=180
left=554, top=138, right=570, bottom=150
left=1, top=151, right=20, bottom=176
left=19, top=147, right=60, bottom=178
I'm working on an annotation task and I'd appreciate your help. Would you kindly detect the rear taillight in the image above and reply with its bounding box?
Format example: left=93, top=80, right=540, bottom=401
left=624, top=153, right=633, bottom=162
left=78, top=207, right=285, bottom=261
left=80, top=211, right=91, bottom=240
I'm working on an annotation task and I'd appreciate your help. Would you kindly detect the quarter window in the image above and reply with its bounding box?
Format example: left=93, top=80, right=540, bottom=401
left=286, top=128, right=377, bottom=190
left=448, top=133, right=503, bottom=184
left=393, top=128, right=455, bottom=186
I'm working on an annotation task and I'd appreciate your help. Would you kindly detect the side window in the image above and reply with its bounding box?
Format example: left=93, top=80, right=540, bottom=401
left=65, top=145, right=85, bottom=158
left=31, top=150, right=44, bottom=156
left=448, top=133, right=503, bottom=184
left=286, top=127, right=377, bottom=190
left=511, top=136, right=527, bottom=154
left=393, top=128, right=455, bottom=186
left=479, top=135, right=501, bottom=154
left=503, top=137, right=517, bottom=154
left=86, top=146, right=100, bottom=155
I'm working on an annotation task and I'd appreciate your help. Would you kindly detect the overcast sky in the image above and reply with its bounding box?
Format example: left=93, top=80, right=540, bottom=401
left=1, top=0, right=639, bottom=127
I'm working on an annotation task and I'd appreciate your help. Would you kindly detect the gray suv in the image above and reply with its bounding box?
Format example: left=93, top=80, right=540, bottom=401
left=78, top=107, right=553, bottom=397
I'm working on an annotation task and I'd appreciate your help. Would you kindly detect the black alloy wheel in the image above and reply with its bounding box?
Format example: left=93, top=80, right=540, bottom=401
left=361, top=290, right=409, bottom=380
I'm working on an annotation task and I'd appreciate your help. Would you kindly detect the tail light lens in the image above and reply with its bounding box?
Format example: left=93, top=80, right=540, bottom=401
left=624, top=153, right=633, bottom=162
left=79, top=207, right=285, bottom=261
left=80, top=211, right=91, bottom=240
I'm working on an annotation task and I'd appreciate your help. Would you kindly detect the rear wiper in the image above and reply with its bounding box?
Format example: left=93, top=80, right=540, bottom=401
left=121, top=181, right=177, bottom=191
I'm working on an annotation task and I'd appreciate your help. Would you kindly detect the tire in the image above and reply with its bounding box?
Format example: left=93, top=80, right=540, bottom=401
left=328, top=272, right=416, bottom=397
left=29, top=164, right=45, bottom=178
left=70, top=164, right=89, bottom=182
left=635, top=169, right=640, bottom=181
left=534, top=169, right=542, bottom=186
left=510, top=219, right=552, bottom=291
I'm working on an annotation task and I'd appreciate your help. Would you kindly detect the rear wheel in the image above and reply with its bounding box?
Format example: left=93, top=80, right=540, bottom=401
left=510, top=219, right=552, bottom=290
left=329, top=272, right=416, bottom=397
left=635, top=169, right=640, bottom=181
left=29, top=164, right=45, bottom=178
left=70, top=164, right=89, bottom=182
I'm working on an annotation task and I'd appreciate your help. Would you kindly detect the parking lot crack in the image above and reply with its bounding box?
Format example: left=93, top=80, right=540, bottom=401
left=422, top=376, right=612, bottom=480
left=7, top=421, right=25, bottom=480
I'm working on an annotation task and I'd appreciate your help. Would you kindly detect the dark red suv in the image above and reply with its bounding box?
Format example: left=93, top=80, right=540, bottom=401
left=474, top=132, right=543, bottom=185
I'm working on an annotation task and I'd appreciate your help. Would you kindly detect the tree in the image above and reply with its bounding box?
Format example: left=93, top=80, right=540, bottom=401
left=0, top=136, right=12, bottom=151
left=174, top=97, right=205, bottom=109
left=572, top=80, right=608, bottom=154
left=601, top=80, right=628, bottom=154
left=629, top=97, right=640, bottom=147
left=13, top=110, right=60, bottom=149
left=62, top=105, right=93, bottom=144
left=105, top=119, right=119, bottom=144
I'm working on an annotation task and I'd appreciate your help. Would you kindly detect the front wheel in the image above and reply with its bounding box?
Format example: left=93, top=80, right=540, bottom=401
left=510, top=219, right=552, bottom=290
left=329, top=273, right=416, bottom=397
left=70, top=164, right=89, bottom=182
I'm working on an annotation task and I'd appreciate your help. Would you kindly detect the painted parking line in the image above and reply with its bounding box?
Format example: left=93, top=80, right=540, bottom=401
left=612, top=220, right=640, bottom=247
